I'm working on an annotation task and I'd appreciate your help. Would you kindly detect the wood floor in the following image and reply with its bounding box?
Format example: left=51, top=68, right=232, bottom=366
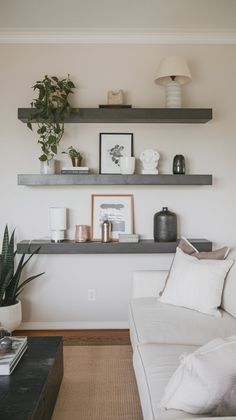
left=14, top=329, right=131, bottom=346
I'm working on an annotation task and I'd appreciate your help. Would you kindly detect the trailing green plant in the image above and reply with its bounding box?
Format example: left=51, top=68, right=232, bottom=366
left=27, top=75, right=75, bottom=162
left=62, top=146, right=82, bottom=159
left=0, top=226, right=44, bottom=307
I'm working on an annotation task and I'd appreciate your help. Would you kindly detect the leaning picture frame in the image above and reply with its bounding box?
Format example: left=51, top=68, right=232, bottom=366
left=99, top=133, right=133, bottom=174
left=91, top=194, right=134, bottom=241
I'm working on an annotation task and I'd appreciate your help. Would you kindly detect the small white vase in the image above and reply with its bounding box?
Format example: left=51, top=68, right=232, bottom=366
left=120, top=157, right=135, bottom=175
left=0, top=300, right=22, bottom=332
left=40, top=159, right=55, bottom=174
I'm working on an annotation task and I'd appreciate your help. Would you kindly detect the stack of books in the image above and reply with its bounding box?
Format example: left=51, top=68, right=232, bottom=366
left=118, top=234, right=140, bottom=243
left=0, top=336, right=28, bottom=375
left=61, top=166, right=90, bottom=174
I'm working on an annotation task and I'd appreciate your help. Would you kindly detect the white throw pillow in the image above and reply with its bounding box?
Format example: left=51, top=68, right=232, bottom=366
left=159, top=247, right=233, bottom=317
left=160, top=335, right=236, bottom=415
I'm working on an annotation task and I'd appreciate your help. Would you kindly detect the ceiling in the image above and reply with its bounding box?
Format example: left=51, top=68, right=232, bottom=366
left=0, top=0, right=236, bottom=43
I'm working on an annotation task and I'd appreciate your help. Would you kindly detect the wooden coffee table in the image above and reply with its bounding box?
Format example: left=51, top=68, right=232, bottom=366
left=0, top=336, right=63, bottom=420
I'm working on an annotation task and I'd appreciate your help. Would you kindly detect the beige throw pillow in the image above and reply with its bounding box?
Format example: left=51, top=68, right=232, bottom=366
left=178, top=237, right=230, bottom=260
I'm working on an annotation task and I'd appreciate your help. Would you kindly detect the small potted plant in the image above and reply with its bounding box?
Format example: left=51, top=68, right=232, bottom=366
left=0, top=226, right=44, bottom=331
left=63, top=146, right=83, bottom=167
left=27, top=75, right=75, bottom=174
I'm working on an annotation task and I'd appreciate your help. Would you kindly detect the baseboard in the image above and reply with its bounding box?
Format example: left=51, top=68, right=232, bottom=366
left=19, top=321, right=129, bottom=330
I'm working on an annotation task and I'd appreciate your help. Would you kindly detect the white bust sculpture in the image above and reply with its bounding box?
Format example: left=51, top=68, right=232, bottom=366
left=140, top=149, right=160, bottom=174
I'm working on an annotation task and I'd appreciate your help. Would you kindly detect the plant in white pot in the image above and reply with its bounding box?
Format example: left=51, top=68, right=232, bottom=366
left=27, top=75, right=76, bottom=174
left=0, top=226, right=44, bottom=332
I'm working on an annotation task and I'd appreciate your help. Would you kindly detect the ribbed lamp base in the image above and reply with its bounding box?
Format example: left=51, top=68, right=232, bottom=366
left=165, top=80, right=181, bottom=108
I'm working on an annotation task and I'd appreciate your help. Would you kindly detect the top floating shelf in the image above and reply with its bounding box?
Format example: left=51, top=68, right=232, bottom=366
left=18, top=107, right=212, bottom=124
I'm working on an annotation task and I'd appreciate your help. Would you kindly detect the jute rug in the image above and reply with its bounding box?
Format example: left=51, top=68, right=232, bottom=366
left=52, top=345, right=143, bottom=420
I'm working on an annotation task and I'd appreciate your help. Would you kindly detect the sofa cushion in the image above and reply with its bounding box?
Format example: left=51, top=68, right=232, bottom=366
left=160, top=335, right=236, bottom=415
left=133, top=343, right=208, bottom=420
left=129, top=298, right=236, bottom=348
left=222, top=249, right=236, bottom=319
left=159, top=248, right=234, bottom=317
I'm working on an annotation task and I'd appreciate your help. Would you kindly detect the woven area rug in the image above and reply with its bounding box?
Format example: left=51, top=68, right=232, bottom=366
left=52, top=345, right=143, bottom=420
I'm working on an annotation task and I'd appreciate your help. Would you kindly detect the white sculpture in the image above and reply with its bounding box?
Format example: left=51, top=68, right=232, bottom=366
left=140, top=149, right=160, bottom=174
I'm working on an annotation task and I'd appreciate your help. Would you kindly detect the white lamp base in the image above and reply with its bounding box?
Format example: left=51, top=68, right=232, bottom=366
left=165, top=80, right=181, bottom=108
left=51, top=230, right=65, bottom=242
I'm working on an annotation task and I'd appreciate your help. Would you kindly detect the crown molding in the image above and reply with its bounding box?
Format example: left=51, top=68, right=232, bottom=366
left=0, top=31, right=236, bottom=44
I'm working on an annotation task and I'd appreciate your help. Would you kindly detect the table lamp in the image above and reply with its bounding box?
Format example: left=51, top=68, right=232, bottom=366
left=154, top=56, right=191, bottom=108
left=49, top=207, right=67, bottom=242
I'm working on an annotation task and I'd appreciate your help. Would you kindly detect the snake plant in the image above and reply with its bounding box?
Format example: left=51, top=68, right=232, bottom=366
left=0, top=226, right=44, bottom=307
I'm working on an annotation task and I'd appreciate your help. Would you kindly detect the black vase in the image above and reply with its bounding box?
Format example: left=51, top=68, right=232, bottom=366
left=173, top=155, right=185, bottom=174
left=153, top=207, right=177, bottom=242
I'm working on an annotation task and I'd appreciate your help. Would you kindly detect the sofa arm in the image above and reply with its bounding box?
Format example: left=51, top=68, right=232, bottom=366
left=132, top=270, right=168, bottom=298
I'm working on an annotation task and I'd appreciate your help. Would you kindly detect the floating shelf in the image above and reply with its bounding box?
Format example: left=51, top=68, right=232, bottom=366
left=18, top=107, right=212, bottom=124
left=17, top=174, right=212, bottom=186
left=17, top=239, right=212, bottom=255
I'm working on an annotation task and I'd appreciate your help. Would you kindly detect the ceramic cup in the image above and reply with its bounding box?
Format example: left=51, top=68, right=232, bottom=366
left=119, top=157, right=135, bottom=175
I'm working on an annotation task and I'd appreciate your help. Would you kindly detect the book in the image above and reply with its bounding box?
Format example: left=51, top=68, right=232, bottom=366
left=99, top=104, right=132, bottom=108
left=118, top=234, right=140, bottom=243
left=61, top=170, right=89, bottom=174
left=0, top=336, right=28, bottom=375
left=62, top=166, right=89, bottom=171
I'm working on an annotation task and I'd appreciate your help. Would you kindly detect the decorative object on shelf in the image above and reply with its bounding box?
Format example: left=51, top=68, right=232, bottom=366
left=75, top=225, right=90, bottom=242
left=40, top=158, right=55, bottom=175
left=99, top=133, right=133, bottom=174
left=62, top=146, right=82, bottom=167
left=118, top=233, right=140, bottom=243
left=155, top=56, right=191, bottom=108
left=26, top=75, right=75, bottom=167
left=61, top=166, right=89, bottom=174
left=101, top=220, right=112, bottom=243
left=140, top=149, right=160, bottom=174
left=49, top=207, right=67, bottom=242
left=173, top=154, right=186, bottom=174
left=0, top=225, right=44, bottom=331
left=120, top=156, right=135, bottom=175
left=107, top=90, right=124, bottom=105
left=91, top=194, right=134, bottom=241
left=154, top=207, right=177, bottom=242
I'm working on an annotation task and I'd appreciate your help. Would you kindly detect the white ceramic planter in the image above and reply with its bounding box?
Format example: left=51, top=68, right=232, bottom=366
left=0, top=300, right=22, bottom=332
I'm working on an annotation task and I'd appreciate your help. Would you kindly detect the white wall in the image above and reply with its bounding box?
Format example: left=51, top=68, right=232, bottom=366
left=0, top=43, right=236, bottom=328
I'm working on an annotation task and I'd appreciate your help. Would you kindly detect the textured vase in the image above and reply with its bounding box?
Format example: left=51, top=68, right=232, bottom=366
left=154, top=207, right=177, bottom=242
left=0, top=300, right=22, bottom=332
left=40, top=159, right=55, bottom=174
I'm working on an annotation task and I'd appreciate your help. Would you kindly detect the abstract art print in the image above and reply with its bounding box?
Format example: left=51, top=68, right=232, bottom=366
left=91, top=194, right=134, bottom=240
left=99, top=133, right=133, bottom=174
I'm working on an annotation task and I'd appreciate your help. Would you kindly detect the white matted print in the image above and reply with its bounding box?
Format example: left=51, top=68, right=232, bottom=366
left=91, top=194, right=134, bottom=240
left=99, top=133, right=133, bottom=174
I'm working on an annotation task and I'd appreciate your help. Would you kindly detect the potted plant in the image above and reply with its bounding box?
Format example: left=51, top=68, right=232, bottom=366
left=27, top=75, right=75, bottom=174
left=0, top=226, right=44, bottom=331
left=62, top=146, right=83, bottom=167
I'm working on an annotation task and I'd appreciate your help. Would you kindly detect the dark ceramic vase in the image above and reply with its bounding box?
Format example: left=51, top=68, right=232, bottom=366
left=153, top=207, right=177, bottom=242
left=173, top=155, right=185, bottom=174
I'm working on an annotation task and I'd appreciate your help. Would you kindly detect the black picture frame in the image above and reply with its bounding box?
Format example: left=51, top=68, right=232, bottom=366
left=99, top=133, right=134, bottom=174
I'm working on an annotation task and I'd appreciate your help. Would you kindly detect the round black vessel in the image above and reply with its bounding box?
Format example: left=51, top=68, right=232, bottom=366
left=173, top=155, right=185, bottom=174
left=153, top=207, right=177, bottom=242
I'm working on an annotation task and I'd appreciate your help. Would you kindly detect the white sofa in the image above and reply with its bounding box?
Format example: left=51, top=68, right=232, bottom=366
left=129, top=254, right=236, bottom=420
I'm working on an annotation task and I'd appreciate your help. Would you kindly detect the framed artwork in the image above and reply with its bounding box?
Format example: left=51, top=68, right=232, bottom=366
left=99, top=133, right=133, bottom=174
left=91, top=194, right=134, bottom=241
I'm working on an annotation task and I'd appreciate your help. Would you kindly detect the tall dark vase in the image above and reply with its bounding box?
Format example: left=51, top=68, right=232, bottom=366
left=153, top=207, right=177, bottom=242
left=173, top=155, right=185, bottom=174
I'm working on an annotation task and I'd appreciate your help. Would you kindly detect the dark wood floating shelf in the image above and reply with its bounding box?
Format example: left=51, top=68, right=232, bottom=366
left=18, top=107, right=212, bottom=124
left=17, top=174, right=212, bottom=186
left=17, top=239, right=212, bottom=255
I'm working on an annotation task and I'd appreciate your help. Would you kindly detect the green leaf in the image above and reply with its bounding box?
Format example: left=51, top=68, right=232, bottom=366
left=51, top=145, right=57, bottom=154
left=39, top=154, right=47, bottom=161
left=27, top=122, right=33, bottom=130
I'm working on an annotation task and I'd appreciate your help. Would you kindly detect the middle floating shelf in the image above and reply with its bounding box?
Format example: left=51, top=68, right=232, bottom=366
left=17, top=174, right=212, bottom=186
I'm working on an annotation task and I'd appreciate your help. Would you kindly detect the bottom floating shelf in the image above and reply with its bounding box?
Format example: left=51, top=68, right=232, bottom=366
left=17, top=239, right=212, bottom=254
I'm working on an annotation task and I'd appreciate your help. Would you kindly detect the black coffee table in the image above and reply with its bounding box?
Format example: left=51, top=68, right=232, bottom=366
left=0, top=336, right=63, bottom=420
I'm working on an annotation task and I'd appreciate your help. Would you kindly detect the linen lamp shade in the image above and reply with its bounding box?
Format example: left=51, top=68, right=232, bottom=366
left=155, top=56, right=192, bottom=86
